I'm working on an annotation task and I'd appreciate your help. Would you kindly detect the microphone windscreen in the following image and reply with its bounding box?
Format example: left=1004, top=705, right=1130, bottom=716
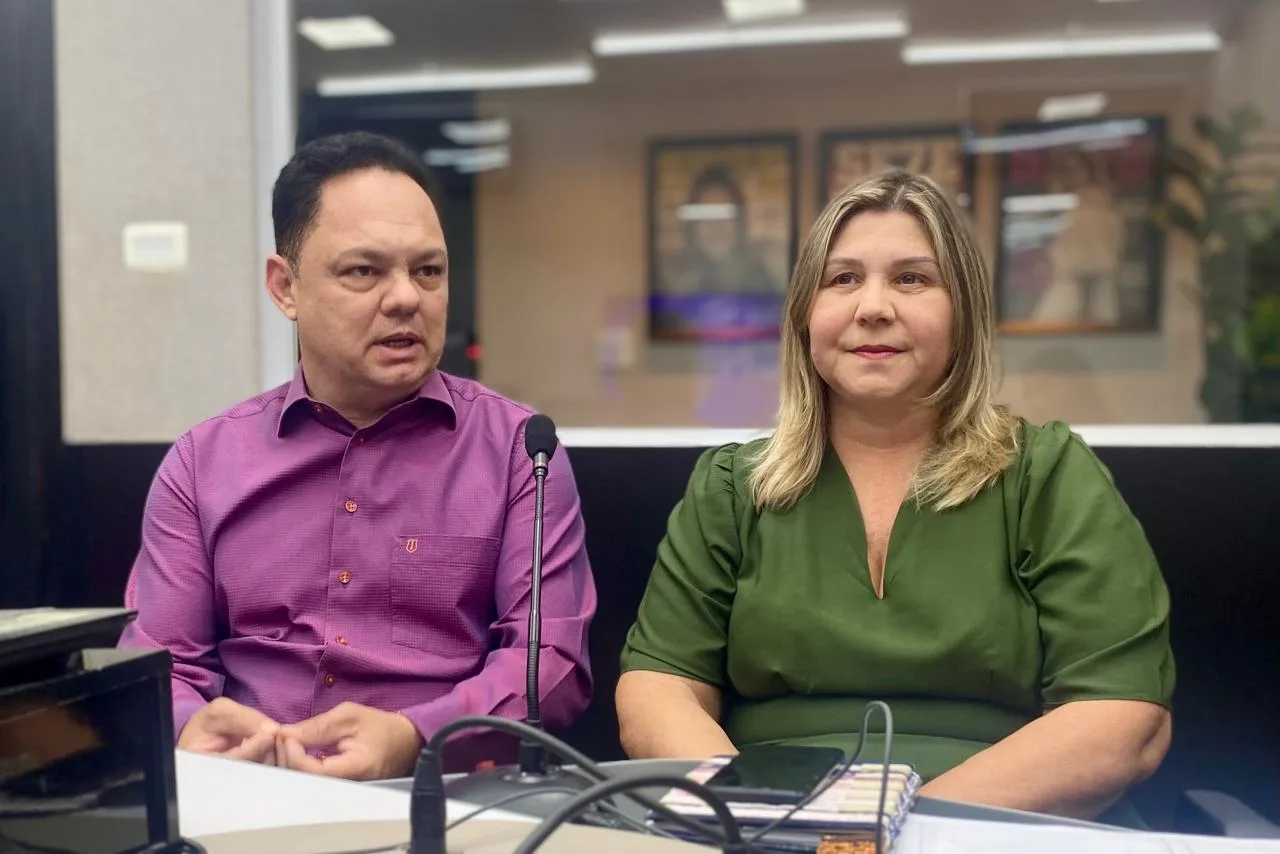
left=523, top=414, right=558, bottom=461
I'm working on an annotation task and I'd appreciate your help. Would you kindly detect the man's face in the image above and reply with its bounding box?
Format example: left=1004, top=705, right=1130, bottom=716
left=274, top=168, right=448, bottom=420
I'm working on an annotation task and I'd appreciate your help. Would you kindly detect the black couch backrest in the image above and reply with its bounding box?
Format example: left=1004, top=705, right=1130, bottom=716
left=62, top=439, right=1280, bottom=830
left=561, top=444, right=1280, bottom=830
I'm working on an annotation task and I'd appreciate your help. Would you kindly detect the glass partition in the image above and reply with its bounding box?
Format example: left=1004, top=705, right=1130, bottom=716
left=295, top=0, right=1280, bottom=429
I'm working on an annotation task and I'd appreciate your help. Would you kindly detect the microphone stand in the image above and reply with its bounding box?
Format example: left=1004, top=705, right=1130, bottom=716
left=519, top=444, right=550, bottom=773
left=442, top=426, right=596, bottom=818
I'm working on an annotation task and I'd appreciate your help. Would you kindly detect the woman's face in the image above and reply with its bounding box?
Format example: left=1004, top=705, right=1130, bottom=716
left=808, top=210, right=953, bottom=409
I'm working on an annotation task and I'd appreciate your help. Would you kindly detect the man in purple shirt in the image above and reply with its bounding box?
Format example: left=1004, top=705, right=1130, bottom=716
left=118, top=132, right=597, bottom=781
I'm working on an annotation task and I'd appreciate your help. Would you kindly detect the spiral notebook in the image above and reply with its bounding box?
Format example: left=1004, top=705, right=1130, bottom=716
left=647, top=756, right=920, bottom=853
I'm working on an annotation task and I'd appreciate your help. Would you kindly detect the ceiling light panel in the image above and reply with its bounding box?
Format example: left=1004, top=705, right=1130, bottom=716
left=1038, top=92, right=1108, bottom=122
left=723, top=0, right=806, bottom=23
left=594, top=17, right=909, bottom=57
left=903, top=30, right=1220, bottom=65
left=317, top=61, right=596, bottom=96
left=297, top=16, right=394, bottom=51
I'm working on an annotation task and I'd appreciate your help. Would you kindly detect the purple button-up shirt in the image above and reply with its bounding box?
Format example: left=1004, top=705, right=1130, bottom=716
left=119, top=367, right=596, bottom=748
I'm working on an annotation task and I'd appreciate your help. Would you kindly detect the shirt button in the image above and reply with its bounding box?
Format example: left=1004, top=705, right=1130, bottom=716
left=317, top=750, right=328, bottom=761
left=337, top=571, right=352, bottom=585
left=312, top=404, right=324, bottom=414
left=324, top=674, right=336, bottom=687
left=357, top=436, right=366, bottom=445
left=344, top=499, right=358, bottom=513
left=335, top=636, right=348, bottom=646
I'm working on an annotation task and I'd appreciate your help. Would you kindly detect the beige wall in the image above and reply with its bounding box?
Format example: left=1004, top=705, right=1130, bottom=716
left=475, top=52, right=1229, bottom=427
left=56, top=0, right=262, bottom=443
left=1216, top=0, right=1280, bottom=127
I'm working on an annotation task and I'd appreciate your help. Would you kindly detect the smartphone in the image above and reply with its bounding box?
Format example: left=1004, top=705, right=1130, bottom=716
left=703, top=744, right=845, bottom=805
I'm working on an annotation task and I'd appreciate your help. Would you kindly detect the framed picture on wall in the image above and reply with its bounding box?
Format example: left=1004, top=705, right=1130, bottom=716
left=819, top=124, right=973, bottom=208
left=647, top=134, right=798, bottom=342
left=995, top=116, right=1166, bottom=334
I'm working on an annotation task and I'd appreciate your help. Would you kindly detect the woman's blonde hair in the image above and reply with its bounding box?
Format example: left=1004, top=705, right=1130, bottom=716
left=748, top=169, right=1020, bottom=511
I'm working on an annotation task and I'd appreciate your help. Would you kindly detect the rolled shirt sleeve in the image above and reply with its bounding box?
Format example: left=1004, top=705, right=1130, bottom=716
left=1014, top=422, right=1175, bottom=709
left=620, top=444, right=742, bottom=688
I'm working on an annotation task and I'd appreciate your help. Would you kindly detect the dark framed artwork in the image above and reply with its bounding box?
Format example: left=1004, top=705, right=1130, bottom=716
left=819, top=124, right=973, bottom=208
left=647, top=134, right=798, bottom=342
left=995, top=116, right=1166, bottom=334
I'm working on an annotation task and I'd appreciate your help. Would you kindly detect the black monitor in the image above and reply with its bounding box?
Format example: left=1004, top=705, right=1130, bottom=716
left=0, top=608, right=181, bottom=853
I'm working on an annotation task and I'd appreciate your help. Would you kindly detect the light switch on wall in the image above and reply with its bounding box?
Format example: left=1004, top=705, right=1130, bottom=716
left=123, top=222, right=189, bottom=272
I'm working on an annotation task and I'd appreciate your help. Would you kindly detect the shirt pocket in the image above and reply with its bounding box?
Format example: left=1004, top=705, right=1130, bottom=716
left=389, top=534, right=502, bottom=654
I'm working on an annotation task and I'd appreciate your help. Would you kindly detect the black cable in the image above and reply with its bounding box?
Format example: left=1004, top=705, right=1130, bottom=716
left=336, top=781, right=684, bottom=854
left=0, top=830, right=72, bottom=854
left=0, top=833, right=207, bottom=854
left=445, top=786, right=580, bottom=831
left=508, top=774, right=750, bottom=854
left=866, top=702, right=895, bottom=854
left=420, top=716, right=727, bottom=845
left=741, top=701, right=894, bottom=854
left=164, top=842, right=208, bottom=854
left=143, top=841, right=207, bottom=854
left=577, top=799, right=682, bottom=841
left=505, top=765, right=681, bottom=841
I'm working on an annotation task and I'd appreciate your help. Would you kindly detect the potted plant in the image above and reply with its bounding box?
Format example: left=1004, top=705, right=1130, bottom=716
left=1157, top=105, right=1280, bottom=422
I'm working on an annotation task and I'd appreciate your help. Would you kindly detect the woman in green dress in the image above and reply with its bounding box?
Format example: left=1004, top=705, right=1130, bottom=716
left=616, top=169, right=1174, bottom=823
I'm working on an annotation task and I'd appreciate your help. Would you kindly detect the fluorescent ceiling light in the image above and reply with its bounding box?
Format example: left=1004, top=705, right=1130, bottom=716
left=593, top=17, right=908, bottom=57
left=1003, top=193, right=1080, bottom=215
left=967, top=119, right=1149, bottom=154
left=1038, top=92, right=1108, bottom=122
left=679, top=203, right=739, bottom=221
left=903, top=29, right=1220, bottom=65
left=424, top=146, right=511, bottom=174
left=723, top=0, right=805, bottom=23
left=297, top=16, right=394, bottom=51
left=441, top=118, right=511, bottom=146
left=317, top=61, right=595, bottom=96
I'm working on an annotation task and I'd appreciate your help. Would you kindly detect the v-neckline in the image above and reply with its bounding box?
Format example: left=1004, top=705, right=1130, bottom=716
left=817, top=445, right=920, bottom=600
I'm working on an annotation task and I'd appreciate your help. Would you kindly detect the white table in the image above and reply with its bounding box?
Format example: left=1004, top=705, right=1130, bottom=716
left=174, top=749, right=533, bottom=839
left=178, top=751, right=1280, bottom=853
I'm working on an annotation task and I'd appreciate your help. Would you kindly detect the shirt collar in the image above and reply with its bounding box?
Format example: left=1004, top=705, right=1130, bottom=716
left=276, top=365, right=457, bottom=437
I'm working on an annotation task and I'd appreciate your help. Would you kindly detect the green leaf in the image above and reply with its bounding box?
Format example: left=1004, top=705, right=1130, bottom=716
left=1231, top=105, right=1266, bottom=137
left=1177, top=277, right=1205, bottom=304
left=1157, top=201, right=1206, bottom=239
left=1193, top=114, right=1220, bottom=142
left=1246, top=211, right=1273, bottom=243
left=1226, top=318, right=1255, bottom=364
left=1162, top=147, right=1211, bottom=194
left=1217, top=134, right=1248, bottom=161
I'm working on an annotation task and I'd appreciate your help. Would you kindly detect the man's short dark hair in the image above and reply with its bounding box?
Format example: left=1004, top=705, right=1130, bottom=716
left=272, top=131, right=438, bottom=263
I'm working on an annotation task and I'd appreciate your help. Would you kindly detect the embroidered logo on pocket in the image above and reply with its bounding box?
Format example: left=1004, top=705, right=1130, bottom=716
left=405, top=538, right=419, bottom=554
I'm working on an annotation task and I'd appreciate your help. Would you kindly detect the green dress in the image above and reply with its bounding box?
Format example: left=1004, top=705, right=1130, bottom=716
left=621, top=420, right=1174, bottom=786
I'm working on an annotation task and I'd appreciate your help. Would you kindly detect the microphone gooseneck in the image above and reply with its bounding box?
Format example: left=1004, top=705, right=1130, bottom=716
left=521, top=415, right=557, bottom=768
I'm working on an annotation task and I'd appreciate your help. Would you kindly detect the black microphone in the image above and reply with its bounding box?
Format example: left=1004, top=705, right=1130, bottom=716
left=440, top=414, right=595, bottom=818
left=519, top=414, right=556, bottom=769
